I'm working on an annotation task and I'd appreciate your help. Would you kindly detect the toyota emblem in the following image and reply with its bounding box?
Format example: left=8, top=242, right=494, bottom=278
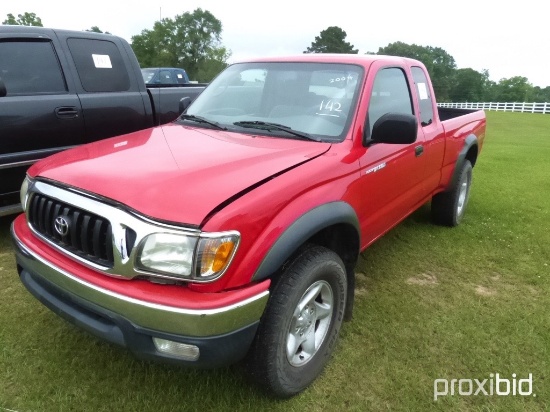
left=54, top=216, right=70, bottom=237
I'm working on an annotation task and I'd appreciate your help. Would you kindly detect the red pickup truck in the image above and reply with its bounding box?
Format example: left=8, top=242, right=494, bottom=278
left=11, top=54, right=486, bottom=397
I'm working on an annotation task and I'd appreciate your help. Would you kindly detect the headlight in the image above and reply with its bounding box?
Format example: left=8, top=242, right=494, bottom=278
left=136, top=231, right=240, bottom=282
left=137, top=233, right=197, bottom=277
left=20, top=176, right=32, bottom=212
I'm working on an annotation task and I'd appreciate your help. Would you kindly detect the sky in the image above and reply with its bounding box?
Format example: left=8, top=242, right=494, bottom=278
left=3, top=0, right=549, bottom=88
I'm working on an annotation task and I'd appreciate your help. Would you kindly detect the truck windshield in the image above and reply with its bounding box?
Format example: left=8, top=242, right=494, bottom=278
left=184, top=62, right=363, bottom=142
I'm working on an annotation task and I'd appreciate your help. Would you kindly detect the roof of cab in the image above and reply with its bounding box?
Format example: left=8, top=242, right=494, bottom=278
left=231, top=53, right=424, bottom=70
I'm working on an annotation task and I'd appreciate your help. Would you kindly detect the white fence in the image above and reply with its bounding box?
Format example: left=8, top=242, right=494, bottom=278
left=438, top=102, right=550, bottom=114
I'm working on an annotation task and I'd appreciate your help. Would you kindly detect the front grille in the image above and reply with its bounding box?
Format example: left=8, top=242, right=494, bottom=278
left=28, top=193, right=114, bottom=267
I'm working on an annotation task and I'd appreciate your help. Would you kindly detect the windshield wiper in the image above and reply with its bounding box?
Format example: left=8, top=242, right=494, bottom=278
left=233, top=121, right=321, bottom=142
left=179, top=114, right=227, bottom=130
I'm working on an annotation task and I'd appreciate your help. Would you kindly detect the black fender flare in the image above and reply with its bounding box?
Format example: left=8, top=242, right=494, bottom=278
left=252, top=201, right=360, bottom=282
left=446, top=134, right=478, bottom=192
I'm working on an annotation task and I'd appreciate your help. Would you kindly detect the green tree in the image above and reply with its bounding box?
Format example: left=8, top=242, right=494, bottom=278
left=531, top=86, right=550, bottom=102
left=195, top=46, right=231, bottom=83
left=304, top=26, right=358, bottom=54
left=449, top=68, right=487, bottom=102
left=492, top=76, right=533, bottom=102
left=86, top=26, right=111, bottom=34
left=375, top=41, right=456, bottom=101
left=482, top=79, right=498, bottom=102
left=131, top=8, right=228, bottom=82
left=2, top=12, right=43, bottom=26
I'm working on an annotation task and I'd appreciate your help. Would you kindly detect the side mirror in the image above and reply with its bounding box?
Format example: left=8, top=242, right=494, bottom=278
left=179, top=96, right=192, bottom=114
left=365, top=113, right=417, bottom=146
left=0, top=78, right=6, bottom=97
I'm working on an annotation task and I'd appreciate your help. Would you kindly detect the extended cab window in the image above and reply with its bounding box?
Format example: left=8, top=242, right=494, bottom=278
left=0, top=40, right=66, bottom=95
left=67, top=38, right=130, bottom=92
left=368, top=68, right=413, bottom=135
left=411, top=66, right=434, bottom=126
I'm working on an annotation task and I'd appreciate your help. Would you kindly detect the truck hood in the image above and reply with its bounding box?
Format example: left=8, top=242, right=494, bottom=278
left=30, top=124, right=330, bottom=226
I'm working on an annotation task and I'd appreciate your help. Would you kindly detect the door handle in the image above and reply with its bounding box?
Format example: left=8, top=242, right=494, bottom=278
left=415, top=145, right=424, bottom=157
left=55, top=106, right=79, bottom=119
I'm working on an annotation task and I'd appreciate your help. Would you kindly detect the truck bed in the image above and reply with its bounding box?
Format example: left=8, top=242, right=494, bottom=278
left=438, top=107, right=482, bottom=121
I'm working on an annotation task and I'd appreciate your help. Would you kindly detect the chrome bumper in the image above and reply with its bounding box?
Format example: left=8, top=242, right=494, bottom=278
left=12, top=225, right=269, bottom=338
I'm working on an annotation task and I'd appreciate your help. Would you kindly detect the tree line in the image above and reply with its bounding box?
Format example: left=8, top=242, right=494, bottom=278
left=305, top=28, right=550, bottom=103
left=371, top=41, right=550, bottom=103
left=3, top=12, right=549, bottom=102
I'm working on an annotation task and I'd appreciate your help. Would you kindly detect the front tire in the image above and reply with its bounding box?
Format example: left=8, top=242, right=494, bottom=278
left=431, top=160, right=473, bottom=226
left=246, top=246, right=347, bottom=398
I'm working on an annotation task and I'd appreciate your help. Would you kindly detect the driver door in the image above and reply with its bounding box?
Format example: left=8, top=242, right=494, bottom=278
left=356, top=65, right=428, bottom=244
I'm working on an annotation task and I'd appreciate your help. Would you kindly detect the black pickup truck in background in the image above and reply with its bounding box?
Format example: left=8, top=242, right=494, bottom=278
left=0, top=26, right=206, bottom=216
left=142, top=67, right=193, bottom=85
left=141, top=67, right=208, bottom=88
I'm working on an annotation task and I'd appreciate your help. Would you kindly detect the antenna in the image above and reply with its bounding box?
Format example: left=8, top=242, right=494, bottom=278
left=157, top=7, right=162, bottom=126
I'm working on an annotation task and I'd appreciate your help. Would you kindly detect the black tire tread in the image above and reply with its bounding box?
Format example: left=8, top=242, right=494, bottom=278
left=431, top=160, right=472, bottom=227
left=246, top=245, right=346, bottom=398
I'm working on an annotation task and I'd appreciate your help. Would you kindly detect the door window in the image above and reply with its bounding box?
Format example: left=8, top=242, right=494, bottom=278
left=0, top=40, right=67, bottom=95
left=367, top=67, right=413, bottom=135
left=159, top=70, right=174, bottom=84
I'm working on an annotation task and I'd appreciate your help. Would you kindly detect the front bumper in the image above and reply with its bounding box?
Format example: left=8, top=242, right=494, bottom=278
left=11, top=216, right=270, bottom=367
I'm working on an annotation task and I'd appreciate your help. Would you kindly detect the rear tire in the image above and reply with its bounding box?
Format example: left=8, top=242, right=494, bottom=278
left=431, top=160, right=473, bottom=226
left=246, top=245, right=347, bottom=398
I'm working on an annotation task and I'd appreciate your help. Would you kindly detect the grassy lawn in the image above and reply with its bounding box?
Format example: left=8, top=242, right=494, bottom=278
left=1, top=111, right=549, bottom=411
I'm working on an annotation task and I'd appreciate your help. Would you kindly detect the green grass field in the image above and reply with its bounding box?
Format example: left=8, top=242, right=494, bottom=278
left=1, top=111, right=549, bottom=411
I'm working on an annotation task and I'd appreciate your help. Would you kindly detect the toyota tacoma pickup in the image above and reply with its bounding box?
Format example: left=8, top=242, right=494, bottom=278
left=0, top=26, right=205, bottom=216
left=11, top=54, right=486, bottom=397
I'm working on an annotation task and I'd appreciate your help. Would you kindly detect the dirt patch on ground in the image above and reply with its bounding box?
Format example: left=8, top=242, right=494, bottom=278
left=527, top=286, right=539, bottom=295
left=355, top=272, right=369, bottom=296
left=490, top=273, right=501, bottom=281
left=475, top=285, right=497, bottom=296
left=406, top=273, right=438, bottom=286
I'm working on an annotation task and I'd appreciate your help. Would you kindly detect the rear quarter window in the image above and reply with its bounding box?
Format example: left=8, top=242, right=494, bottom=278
left=411, top=66, right=435, bottom=126
left=67, top=38, right=130, bottom=92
